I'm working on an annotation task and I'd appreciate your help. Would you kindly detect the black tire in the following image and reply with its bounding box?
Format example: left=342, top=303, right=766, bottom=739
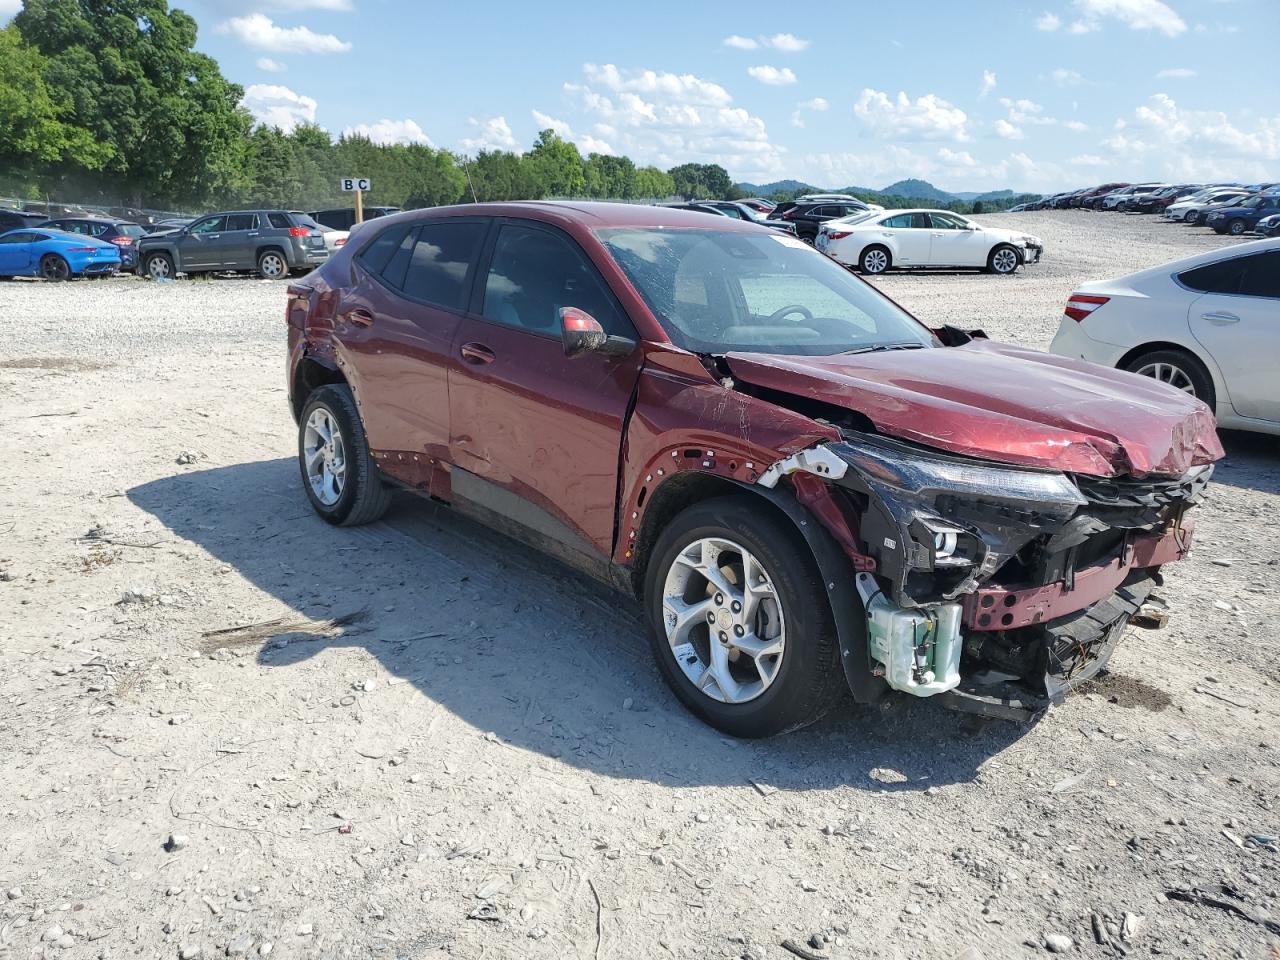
left=297, top=384, right=391, bottom=526
left=257, top=248, right=289, bottom=280
left=1122, top=347, right=1216, bottom=411
left=859, top=245, right=891, bottom=275
left=987, top=244, right=1020, bottom=274
left=39, top=254, right=70, bottom=282
left=643, top=496, right=845, bottom=738
left=145, top=252, right=175, bottom=280
left=1227, top=219, right=1246, bottom=236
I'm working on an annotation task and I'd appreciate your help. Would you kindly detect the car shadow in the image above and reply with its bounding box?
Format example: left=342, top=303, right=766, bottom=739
left=1209, top=429, right=1280, bottom=495
left=128, top=458, right=1034, bottom=793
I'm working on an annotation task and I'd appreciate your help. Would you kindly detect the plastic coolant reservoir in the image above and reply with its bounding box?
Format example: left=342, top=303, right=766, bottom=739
left=855, top=573, right=962, bottom=697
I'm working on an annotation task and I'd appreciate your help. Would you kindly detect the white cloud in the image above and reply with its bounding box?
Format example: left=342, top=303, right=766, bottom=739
left=1036, top=11, right=1063, bottom=29
left=994, top=119, right=1025, bottom=140
left=1102, top=93, right=1279, bottom=180
left=790, top=97, right=828, bottom=128
left=0, top=0, right=22, bottom=16
left=242, top=84, right=317, bottom=132
left=277, top=0, right=352, bottom=8
left=461, top=116, right=518, bottom=152
left=723, top=32, right=810, bottom=52
left=531, top=110, right=573, bottom=138
left=763, top=33, right=809, bottom=52
left=938, top=148, right=977, bottom=166
left=1072, top=0, right=1188, bottom=36
left=1062, top=119, right=1089, bottom=131
left=218, top=14, right=351, bottom=54
left=747, top=65, right=797, bottom=86
left=1070, top=154, right=1107, bottom=166
left=1051, top=68, right=1084, bottom=86
left=1156, top=67, right=1197, bottom=78
left=256, top=57, right=286, bottom=72
left=854, top=89, right=970, bottom=141
left=999, top=97, right=1056, bottom=125
left=343, top=119, right=433, bottom=147
left=980, top=70, right=997, bottom=97
left=579, top=135, right=616, bottom=156
left=562, top=63, right=785, bottom=181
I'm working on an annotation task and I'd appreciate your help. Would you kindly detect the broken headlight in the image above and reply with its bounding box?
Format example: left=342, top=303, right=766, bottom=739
left=830, top=433, right=1087, bottom=605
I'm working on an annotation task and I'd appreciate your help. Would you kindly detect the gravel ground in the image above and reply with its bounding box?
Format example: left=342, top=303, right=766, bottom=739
left=1, top=210, right=1277, bottom=960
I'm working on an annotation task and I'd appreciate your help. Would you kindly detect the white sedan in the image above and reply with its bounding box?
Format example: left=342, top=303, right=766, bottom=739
left=816, top=209, right=1043, bottom=275
left=1050, top=238, right=1280, bottom=436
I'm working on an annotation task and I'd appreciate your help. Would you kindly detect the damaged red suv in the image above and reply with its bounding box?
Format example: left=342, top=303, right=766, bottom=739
left=286, top=203, right=1222, bottom=737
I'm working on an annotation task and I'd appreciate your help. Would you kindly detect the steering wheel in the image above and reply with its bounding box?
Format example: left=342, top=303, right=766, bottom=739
left=767, top=304, right=814, bottom=324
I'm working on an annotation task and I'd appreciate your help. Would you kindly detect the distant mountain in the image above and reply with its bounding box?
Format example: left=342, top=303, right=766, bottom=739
left=953, top=189, right=1018, bottom=203
left=735, top=179, right=823, bottom=196
left=878, top=179, right=955, bottom=201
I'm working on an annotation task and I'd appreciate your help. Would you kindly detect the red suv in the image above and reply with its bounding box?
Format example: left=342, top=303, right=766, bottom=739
left=286, top=203, right=1222, bottom=737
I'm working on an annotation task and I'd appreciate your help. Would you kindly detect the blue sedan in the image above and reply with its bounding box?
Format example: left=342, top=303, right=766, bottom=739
left=0, top=228, right=121, bottom=281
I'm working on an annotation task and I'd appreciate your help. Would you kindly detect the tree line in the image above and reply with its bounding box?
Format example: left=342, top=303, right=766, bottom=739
left=0, top=0, right=1033, bottom=216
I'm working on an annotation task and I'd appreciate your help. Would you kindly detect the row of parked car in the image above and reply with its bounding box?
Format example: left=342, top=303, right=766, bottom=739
left=0, top=205, right=400, bottom=281
left=1012, top=181, right=1280, bottom=237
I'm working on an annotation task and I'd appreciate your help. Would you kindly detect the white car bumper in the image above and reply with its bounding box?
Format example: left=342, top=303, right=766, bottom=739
left=1048, top=316, right=1129, bottom=366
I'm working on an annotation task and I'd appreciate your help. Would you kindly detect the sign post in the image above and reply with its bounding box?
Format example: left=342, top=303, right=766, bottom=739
left=339, top=177, right=372, bottom=224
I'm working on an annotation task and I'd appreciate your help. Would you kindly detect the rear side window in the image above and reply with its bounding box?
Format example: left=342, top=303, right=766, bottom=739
left=226, top=213, right=257, bottom=231
left=358, top=224, right=412, bottom=277
left=1178, top=257, right=1249, bottom=295
left=1238, top=252, right=1280, bottom=298
left=882, top=214, right=916, bottom=229
left=267, top=212, right=291, bottom=229
left=401, top=221, right=487, bottom=310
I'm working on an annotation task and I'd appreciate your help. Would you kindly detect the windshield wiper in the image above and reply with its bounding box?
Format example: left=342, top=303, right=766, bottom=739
left=841, top=342, right=928, bottom=355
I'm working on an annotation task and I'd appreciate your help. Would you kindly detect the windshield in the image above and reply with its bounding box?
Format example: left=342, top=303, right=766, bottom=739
left=597, top=227, right=936, bottom=356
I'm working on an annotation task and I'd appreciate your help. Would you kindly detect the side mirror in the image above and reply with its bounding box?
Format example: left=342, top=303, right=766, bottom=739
left=560, top=307, right=635, bottom=359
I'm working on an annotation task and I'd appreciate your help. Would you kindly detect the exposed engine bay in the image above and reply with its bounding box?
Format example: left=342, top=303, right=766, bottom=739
left=761, top=432, right=1212, bottom=720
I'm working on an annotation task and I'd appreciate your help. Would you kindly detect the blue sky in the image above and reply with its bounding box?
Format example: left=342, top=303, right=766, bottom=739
left=13, top=0, right=1277, bottom=192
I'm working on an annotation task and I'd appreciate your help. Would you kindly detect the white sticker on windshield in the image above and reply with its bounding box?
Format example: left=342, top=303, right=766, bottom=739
left=770, top=234, right=810, bottom=250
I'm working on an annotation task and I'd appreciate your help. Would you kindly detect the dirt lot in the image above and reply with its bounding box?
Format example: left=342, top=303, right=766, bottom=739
left=1, top=211, right=1277, bottom=960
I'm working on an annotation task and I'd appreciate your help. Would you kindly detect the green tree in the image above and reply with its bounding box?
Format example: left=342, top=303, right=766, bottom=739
left=242, top=125, right=301, bottom=208
left=14, top=0, right=251, bottom=207
left=402, top=144, right=465, bottom=208
left=524, top=129, right=585, bottom=197
left=633, top=165, right=675, bottom=199
left=583, top=153, right=637, bottom=198
left=463, top=150, right=540, bottom=201
left=667, top=162, right=733, bottom=200
left=0, top=24, right=110, bottom=195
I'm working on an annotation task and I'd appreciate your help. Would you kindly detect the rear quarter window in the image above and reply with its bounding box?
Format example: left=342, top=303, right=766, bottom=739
left=267, top=213, right=291, bottom=229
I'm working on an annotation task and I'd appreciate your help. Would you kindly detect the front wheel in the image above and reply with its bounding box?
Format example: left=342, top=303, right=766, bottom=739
left=1227, top=219, right=1246, bottom=236
left=644, top=497, right=844, bottom=738
left=297, top=384, right=391, bottom=526
left=145, top=252, right=175, bottom=280
left=859, top=246, right=891, bottom=274
left=40, top=255, right=71, bottom=282
left=257, top=249, right=288, bottom=279
left=987, top=244, right=1020, bottom=274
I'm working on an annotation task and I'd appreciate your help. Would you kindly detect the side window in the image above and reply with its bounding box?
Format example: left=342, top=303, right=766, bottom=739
left=0, top=232, right=32, bottom=243
left=929, top=213, right=964, bottom=229
left=267, top=212, right=291, bottom=229
left=813, top=206, right=835, bottom=218
left=400, top=220, right=487, bottom=310
left=910, top=213, right=931, bottom=229
left=87, top=223, right=108, bottom=236
left=380, top=228, right=419, bottom=289
left=882, top=214, right=913, bottom=229
left=189, top=216, right=226, bottom=235
left=1239, top=252, right=1280, bottom=299
left=357, top=224, right=411, bottom=277
left=482, top=223, right=631, bottom=337
left=1178, top=257, right=1248, bottom=295
left=225, top=213, right=257, bottom=231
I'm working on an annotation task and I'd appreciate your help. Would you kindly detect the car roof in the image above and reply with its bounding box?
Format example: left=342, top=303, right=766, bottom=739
left=388, top=200, right=766, bottom=232
left=1114, top=236, right=1280, bottom=283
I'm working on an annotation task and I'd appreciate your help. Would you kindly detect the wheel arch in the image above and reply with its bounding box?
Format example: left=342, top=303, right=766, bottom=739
left=257, top=244, right=289, bottom=269
left=291, top=354, right=349, bottom=422
left=628, top=469, right=882, bottom=704
left=1115, top=339, right=1229, bottom=412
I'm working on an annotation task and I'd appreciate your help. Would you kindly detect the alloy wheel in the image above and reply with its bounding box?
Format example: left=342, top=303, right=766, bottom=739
left=259, top=253, right=287, bottom=279
left=303, top=407, right=347, bottom=505
left=1135, top=361, right=1196, bottom=396
left=147, top=256, right=171, bottom=280
left=661, top=537, right=786, bottom=705
left=862, top=249, right=888, bottom=274
left=41, top=257, right=70, bottom=281
left=992, top=248, right=1019, bottom=273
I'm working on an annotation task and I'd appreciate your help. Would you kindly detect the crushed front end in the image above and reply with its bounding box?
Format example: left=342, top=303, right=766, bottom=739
left=762, top=433, right=1212, bottom=721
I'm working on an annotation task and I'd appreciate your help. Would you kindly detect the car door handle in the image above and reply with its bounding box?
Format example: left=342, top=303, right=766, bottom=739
left=460, top=342, right=495, bottom=365
left=1201, top=311, right=1240, bottom=325
left=343, top=308, right=374, bottom=327
left=248, top=231, right=259, bottom=237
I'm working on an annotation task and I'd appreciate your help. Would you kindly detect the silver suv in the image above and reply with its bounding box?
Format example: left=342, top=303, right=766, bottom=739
left=138, top=210, right=328, bottom=280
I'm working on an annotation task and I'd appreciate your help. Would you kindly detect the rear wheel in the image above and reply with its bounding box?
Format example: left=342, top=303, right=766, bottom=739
left=257, top=249, right=288, bottom=279
left=298, top=384, right=391, bottom=526
left=1123, top=348, right=1216, bottom=411
left=39, top=255, right=70, bottom=282
left=644, top=497, right=843, bottom=738
left=145, top=252, right=175, bottom=280
left=987, top=244, right=1020, bottom=274
left=859, top=245, right=891, bottom=274
left=1227, top=219, right=1246, bottom=236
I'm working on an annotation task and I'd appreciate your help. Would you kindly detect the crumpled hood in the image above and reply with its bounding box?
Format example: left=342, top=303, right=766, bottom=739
left=725, top=339, right=1224, bottom=478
